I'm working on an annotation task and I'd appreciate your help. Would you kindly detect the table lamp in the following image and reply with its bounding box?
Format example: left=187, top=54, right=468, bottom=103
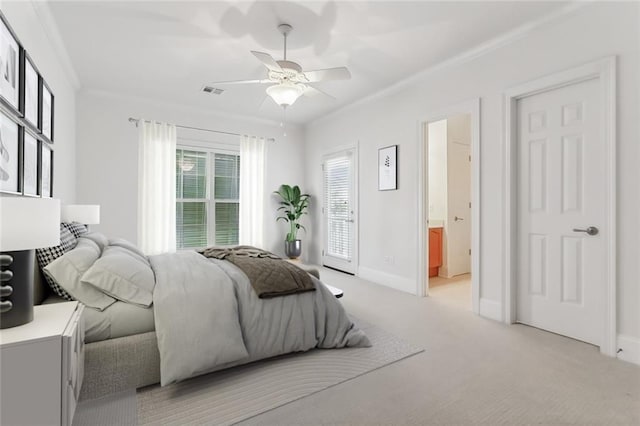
left=62, top=204, right=100, bottom=229
left=0, top=197, right=60, bottom=329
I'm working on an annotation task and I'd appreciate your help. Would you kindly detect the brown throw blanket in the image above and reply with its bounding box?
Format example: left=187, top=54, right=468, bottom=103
left=199, top=246, right=315, bottom=298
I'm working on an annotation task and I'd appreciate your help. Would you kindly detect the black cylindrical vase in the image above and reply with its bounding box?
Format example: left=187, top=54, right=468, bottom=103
left=0, top=250, right=34, bottom=329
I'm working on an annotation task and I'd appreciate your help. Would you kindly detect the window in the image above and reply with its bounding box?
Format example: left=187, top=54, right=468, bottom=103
left=176, top=147, right=240, bottom=249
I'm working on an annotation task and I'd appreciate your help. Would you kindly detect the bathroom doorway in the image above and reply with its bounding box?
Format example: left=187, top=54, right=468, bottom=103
left=418, top=99, right=480, bottom=313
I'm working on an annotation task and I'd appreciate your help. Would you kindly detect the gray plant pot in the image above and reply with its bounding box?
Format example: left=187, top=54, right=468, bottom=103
left=284, top=240, right=302, bottom=259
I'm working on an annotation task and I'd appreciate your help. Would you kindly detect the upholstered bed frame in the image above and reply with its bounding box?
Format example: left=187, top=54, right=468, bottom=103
left=34, top=263, right=162, bottom=400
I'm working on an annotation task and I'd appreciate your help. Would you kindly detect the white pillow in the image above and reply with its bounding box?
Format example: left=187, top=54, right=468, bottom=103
left=43, top=239, right=116, bottom=311
left=107, top=238, right=148, bottom=263
left=81, top=232, right=109, bottom=253
left=82, top=246, right=155, bottom=307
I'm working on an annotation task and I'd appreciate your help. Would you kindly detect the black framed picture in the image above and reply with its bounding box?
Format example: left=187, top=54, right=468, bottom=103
left=0, top=13, right=21, bottom=112
left=22, top=129, right=38, bottom=196
left=39, top=141, right=52, bottom=197
left=0, top=111, right=20, bottom=194
left=23, top=54, right=39, bottom=129
left=378, top=145, right=398, bottom=191
left=40, top=79, right=53, bottom=142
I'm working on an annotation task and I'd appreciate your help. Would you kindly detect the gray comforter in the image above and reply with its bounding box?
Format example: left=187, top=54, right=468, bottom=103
left=149, top=251, right=370, bottom=386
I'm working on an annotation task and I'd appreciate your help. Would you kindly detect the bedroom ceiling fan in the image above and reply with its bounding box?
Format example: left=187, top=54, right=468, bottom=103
left=205, top=23, right=351, bottom=109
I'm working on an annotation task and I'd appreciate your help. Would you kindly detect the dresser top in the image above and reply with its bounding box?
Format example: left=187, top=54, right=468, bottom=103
left=0, top=302, right=78, bottom=347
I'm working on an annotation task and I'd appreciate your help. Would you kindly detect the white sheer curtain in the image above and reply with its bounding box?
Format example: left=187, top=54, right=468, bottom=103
left=239, top=135, right=266, bottom=248
left=137, top=120, right=177, bottom=255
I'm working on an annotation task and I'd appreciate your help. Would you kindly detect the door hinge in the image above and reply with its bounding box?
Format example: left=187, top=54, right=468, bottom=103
left=468, top=155, right=471, bottom=162
left=469, top=201, right=471, bottom=208
left=322, top=249, right=325, bottom=256
left=469, top=249, right=471, bottom=255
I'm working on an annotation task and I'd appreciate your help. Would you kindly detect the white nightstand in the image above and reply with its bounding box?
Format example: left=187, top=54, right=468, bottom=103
left=0, top=301, right=85, bottom=426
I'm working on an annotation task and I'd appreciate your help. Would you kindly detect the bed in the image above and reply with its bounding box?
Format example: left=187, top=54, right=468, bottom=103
left=35, top=224, right=369, bottom=401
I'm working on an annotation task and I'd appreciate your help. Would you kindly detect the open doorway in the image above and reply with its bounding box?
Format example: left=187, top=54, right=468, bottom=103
left=426, top=116, right=472, bottom=309
left=417, top=99, right=480, bottom=314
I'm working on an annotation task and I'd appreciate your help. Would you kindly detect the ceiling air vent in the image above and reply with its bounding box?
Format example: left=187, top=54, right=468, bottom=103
left=202, top=86, right=224, bottom=95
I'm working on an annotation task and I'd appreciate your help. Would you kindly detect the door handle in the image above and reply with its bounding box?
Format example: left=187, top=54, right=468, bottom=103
left=573, top=226, right=599, bottom=236
left=454, top=216, right=464, bottom=222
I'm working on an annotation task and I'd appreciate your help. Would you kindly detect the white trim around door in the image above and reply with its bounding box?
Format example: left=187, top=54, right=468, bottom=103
left=503, top=56, right=617, bottom=356
left=417, top=98, right=481, bottom=314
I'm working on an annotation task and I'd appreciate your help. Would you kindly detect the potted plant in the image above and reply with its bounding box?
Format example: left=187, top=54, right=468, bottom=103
left=274, top=184, right=310, bottom=259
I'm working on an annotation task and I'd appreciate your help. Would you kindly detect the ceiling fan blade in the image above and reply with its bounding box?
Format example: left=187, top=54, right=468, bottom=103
left=251, top=51, right=283, bottom=73
left=303, top=84, right=335, bottom=100
left=302, top=67, right=351, bottom=83
left=203, top=79, right=271, bottom=86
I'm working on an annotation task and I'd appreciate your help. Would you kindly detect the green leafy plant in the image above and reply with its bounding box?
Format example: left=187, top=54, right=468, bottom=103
left=274, top=184, right=310, bottom=242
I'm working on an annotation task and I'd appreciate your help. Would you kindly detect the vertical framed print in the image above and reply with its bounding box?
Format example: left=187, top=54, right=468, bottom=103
left=40, top=141, right=52, bottom=197
left=40, top=80, right=53, bottom=142
left=23, top=54, right=39, bottom=128
left=378, top=145, right=398, bottom=191
left=0, top=111, right=20, bottom=194
left=0, top=13, right=20, bottom=112
left=23, top=130, right=38, bottom=196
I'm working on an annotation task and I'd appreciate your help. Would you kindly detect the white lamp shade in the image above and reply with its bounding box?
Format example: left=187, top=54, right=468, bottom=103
left=61, top=204, right=100, bottom=224
left=266, top=83, right=304, bottom=107
left=0, top=197, right=61, bottom=251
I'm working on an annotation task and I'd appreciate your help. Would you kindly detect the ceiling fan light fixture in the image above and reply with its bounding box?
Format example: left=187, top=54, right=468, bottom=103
left=266, top=82, right=304, bottom=107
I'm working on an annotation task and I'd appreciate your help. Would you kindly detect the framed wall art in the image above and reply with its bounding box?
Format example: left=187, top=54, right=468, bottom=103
left=22, top=130, right=38, bottom=196
left=0, top=13, right=21, bottom=112
left=40, top=79, right=53, bottom=142
left=23, top=54, right=39, bottom=128
left=0, top=111, right=20, bottom=194
left=40, top=141, right=52, bottom=197
left=378, top=145, right=397, bottom=191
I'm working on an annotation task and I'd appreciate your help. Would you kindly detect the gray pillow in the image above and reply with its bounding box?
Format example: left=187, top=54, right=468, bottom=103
left=43, top=239, right=117, bottom=311
left=108, top=238, right=148, bottom=264
left=81, top=232, right=109, bottom=253
left=82, top=246, right=155, bottom=307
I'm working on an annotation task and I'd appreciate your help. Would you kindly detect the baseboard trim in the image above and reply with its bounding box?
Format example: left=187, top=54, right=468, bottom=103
left=479, top=298, right=502, bottom=322
left=357, top=266, right=417, bottom=295
left=616, top=334, right=640, bottom=365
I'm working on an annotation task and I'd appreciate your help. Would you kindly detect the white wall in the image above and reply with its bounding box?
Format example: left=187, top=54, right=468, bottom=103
left=304, top=3, right=640, bottom=340
left=75, top=91, right=306, bottom=258
left=427, top=119, right=447, bottom=222
left=2, top=2, right=77, bottom=202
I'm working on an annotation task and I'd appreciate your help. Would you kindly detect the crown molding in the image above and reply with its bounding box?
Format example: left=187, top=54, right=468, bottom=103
left=308, top=1, right=588, bottom=128
left=29, top=0, right=81, bottom=90
left=81, top=88, right=299, bottom=130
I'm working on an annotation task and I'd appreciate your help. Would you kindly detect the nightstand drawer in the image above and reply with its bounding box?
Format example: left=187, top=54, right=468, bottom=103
left=62, top=304, right=84, bottom=426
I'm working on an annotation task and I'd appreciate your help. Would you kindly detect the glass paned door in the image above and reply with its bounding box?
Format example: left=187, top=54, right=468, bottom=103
left=322, top=149, right=357, bottom=274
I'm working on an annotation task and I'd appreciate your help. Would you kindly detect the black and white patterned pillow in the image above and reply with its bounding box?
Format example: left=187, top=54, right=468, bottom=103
left=35, top=225, right=77, bottom=300
left=63, top=222, right=88, bottom=238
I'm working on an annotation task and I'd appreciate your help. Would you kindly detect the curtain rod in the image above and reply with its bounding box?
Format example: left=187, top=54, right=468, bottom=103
left=128, top=117, right=275, bottom=142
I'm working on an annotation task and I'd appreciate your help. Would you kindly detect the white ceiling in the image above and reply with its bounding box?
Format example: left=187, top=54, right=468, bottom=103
left=48, top=1, right=569, bottom=124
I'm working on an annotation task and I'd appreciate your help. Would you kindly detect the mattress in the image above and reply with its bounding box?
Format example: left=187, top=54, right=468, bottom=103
left=43, top=295, right=155, bottom=343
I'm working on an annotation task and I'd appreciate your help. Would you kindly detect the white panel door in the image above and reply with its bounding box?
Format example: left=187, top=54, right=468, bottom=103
left=322, top=149, right=357, bottom=274
left=516, top=77, right=606, bottom=345
left=447, top=142, right=471, bottom=276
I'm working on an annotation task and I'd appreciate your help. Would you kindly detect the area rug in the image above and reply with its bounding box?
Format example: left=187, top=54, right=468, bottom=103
left=136, top=321, right=422, bottom=425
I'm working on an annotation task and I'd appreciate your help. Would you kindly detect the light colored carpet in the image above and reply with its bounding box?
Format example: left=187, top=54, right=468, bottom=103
left=75, top=267, right=640, bottom=425
left=136, top=321, right=422, bottom=425
left=239, top=267, right=640, bottom=425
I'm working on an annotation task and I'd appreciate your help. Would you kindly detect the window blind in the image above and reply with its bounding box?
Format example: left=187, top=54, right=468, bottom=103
left=175, top=149, right=240, bottom=249
left=323, top=156, right=352, bottom=259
